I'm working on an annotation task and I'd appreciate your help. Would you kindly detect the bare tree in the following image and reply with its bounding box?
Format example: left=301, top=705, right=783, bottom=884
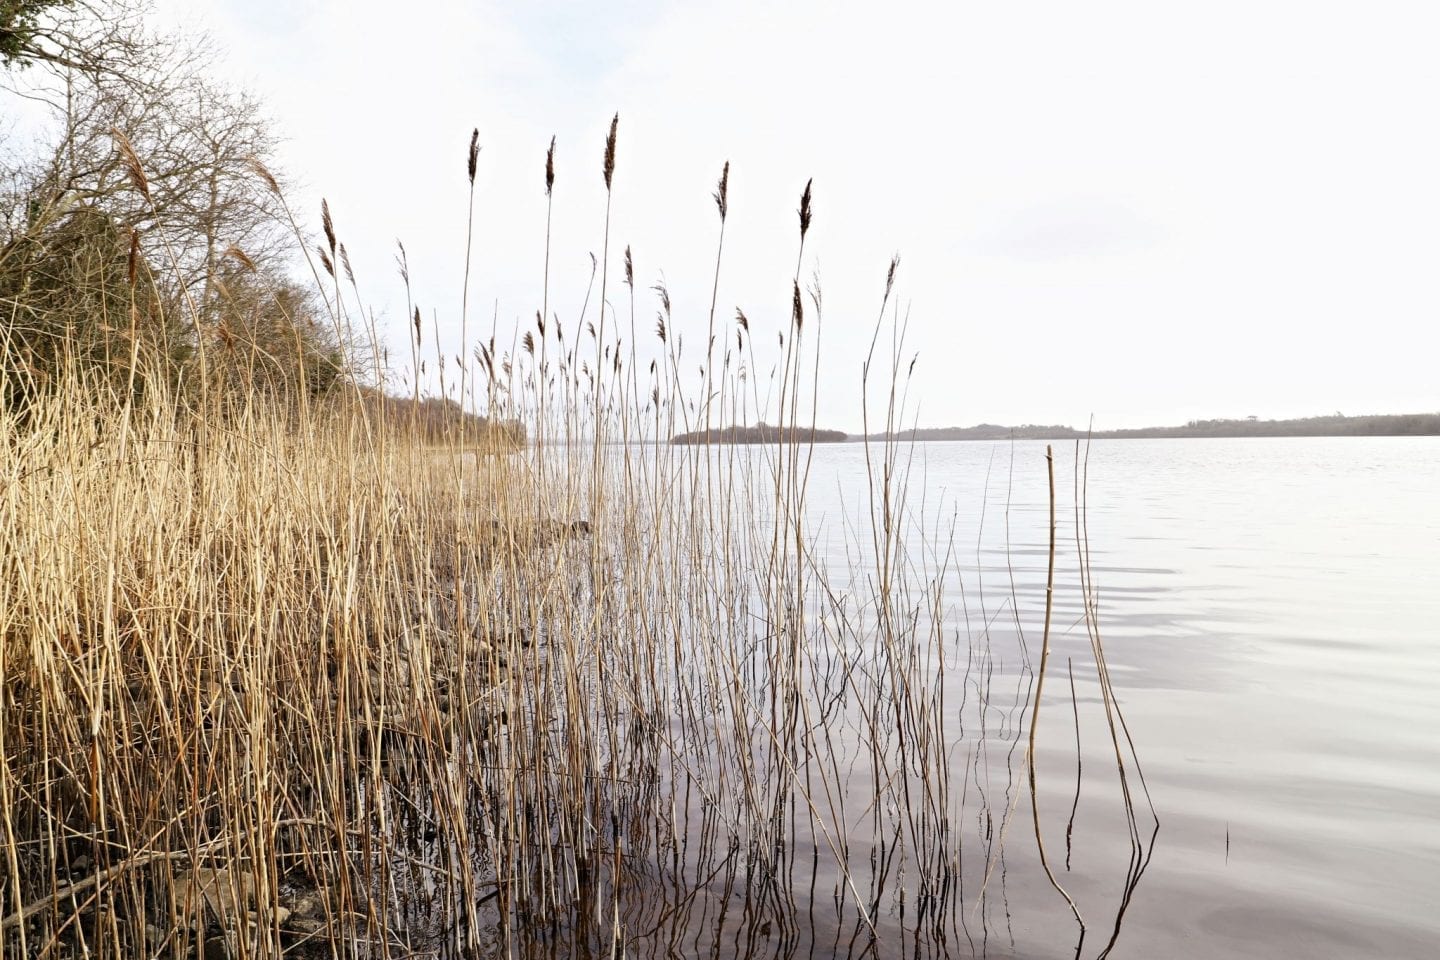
left=3, top=1, right=154, bottom=79
left=1, top=0, right=349, bottom=405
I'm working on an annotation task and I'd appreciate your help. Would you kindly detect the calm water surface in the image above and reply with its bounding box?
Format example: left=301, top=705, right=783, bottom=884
left=799, top=437, right=1440, bottom=958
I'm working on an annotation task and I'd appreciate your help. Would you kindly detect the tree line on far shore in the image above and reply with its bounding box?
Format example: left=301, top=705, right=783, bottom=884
left=866, top=412, right=1440, bottom=442
left=671, top=412, right=1440, bottom=445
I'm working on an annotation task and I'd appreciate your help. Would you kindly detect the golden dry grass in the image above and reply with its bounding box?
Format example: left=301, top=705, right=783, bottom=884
left=0, top=124, right=1153, bottom=960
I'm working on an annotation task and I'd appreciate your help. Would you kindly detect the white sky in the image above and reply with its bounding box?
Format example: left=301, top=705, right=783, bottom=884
left=96, top=2, right=1440, bottom=429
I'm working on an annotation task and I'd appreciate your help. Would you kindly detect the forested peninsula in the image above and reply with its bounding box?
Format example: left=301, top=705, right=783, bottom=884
left=670, top=423, right=848, bottom=444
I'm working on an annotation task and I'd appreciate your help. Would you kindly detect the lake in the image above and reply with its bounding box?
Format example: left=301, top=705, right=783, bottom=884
left=787, top=436, right=1440, bottom=958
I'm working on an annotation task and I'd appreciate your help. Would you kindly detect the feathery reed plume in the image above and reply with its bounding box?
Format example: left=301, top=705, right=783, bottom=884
left=216, top=318, right=235, bottom=350
left=603, top=113, right=619, bottom=189
left=111, top=127, right=150, bottom=201
left=536, top=311, right=546, bottom=337
left=126, top=228, right=141, bottom=288
left=475, top=344, right=494, bottom=378
left=714, top=161, right=730, bottom=221
left=798, top=177, right=813, bottom=239
left=792, top=279, right=803, bottom=331
left=245, top=154, right=281, bottom=194
left=885, top=255, right=899, bottom=298
left=318, top=246, right=335, bottom=277
left=413, top=305, right=422, bottom=346
left=624, top=245, right=633, bottom=288
left=523, top=332, right=535, bottom=355
left=223, top=245, right=257, bottom=272
left=396, top=239, right=410, bottom=286
left=736, top=307, right=749, bottom=332
left=321, top=199, right=337, bottom=256
left=467, top=127, right=481, bottom=184
left=656, top=316, right=667, bottom=343
left=545, top=135, right=556, bottom=195
left=339, top=243, right=355, bottom=284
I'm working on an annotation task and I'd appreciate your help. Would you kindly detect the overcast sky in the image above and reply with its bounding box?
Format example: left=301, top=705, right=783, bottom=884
left=122, top=1, right=1440, bottom=429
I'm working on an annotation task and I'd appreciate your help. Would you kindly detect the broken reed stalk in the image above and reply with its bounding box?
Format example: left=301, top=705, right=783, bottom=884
left=1074, top=437, right=1160, bottom=960
left=1028, top=444, right=1087, bottom=951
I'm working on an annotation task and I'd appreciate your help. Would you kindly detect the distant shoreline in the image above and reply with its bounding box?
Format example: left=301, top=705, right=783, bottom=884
left=671, top=413, right=1440, bottom=445
left=863, top=413, right=1440, bottom=442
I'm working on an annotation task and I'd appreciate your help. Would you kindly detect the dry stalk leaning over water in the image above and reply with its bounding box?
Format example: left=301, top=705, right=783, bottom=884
left=1072, top=438, right=1160, bottom=960
left=1027, top=445, right=1087, bottom=952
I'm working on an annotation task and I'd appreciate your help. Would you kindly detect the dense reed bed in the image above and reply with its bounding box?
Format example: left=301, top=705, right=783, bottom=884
left=0, top=124, right=1154, bottom=959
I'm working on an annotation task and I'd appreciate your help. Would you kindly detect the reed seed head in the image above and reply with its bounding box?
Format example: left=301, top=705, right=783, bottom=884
left=223, top=245, right=257, bottom=272
left=246, top=155, right=281, bottom=194
left=126, top=228, right=140, bottom=289
left=792, top=280, right=803, bottom=331
left=413, top=305, right=422, bottom=346
left=886, top=255, right=899, bottom=298
left=735, top=308, right=748, bottom=332
left=321, top=199, right=337, bottom=256
left=545, top=135, right=556, bottom=196
left=318, top=246, right=335, bottom=278
left=714, top=161, right=730, bottom=221
left=798, top=178, right=813, bottom=239
left=112, top=128, right=150, bottom=201
left=467, top=128, right=481, bottom=185
left=603, top=113, right=618, bottom=190
left=624, top=245, right=634, bottom=288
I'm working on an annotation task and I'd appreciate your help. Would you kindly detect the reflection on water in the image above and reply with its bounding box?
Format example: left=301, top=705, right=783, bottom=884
left=797, top=436, right=1440, bottom=960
